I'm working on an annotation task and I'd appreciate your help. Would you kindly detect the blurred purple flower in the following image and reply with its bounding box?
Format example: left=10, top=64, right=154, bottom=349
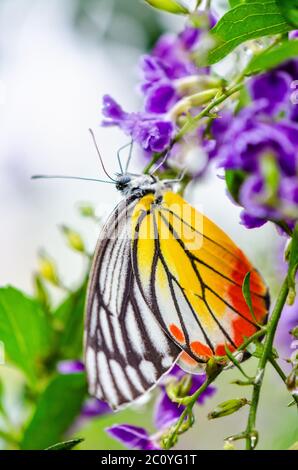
left=250, top=58, right=298, bottom=122
left=249, top=71, right=292, bottom=116
left=57, top=360, right=85, bottom=374
left=107, top=425, right=159, bottom=450
left=289, top=31, right=298, bottom=40
left=276, top=301, right=298, bottom=372
left=81, top=398, right=111, bottom=418
left=106, top=365, right=216, bottom=450
left=102, top=95, right=174, bottom=152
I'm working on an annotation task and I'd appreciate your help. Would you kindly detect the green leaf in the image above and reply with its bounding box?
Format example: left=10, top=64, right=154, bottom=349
left=0, top=286, right=52, bottom=384
left=225, top=169, right=246, bottom=203
left=229, top=0, right=245, bottom=6
left=206, top=1, right=293, bottom=65
left=45, top=438, right=84, bottom=451
left=21, top=373, right=87, bottom=450
left=245, top=40, right=298, bottom=75
left=54, top=282, right=87, bottom=359
left=242, top=272, right=258, bottom=324
left=277, top=0, right=298, bottom=28
left=144, top=0, right=189, bottom=15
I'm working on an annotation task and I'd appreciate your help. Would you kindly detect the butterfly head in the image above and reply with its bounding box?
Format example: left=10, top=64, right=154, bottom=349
left=115, top=173, right=171, bottom=198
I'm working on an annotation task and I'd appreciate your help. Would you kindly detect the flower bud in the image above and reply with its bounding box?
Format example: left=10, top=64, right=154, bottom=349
left=78, top=203, right=96, bottom=219
left=206, top=356, right=221, bottom=378
left=60, top=226, right=85, bottom=253
left=169, top=89, right=219, bottom=120
left=290, top=326, right=298, bottom=339
left=286, top=369, right=298, bottom=393
left=208, top=398, right=249, bottom=419
left=174, top=75, right=224, bottom=95
left=144, top=0, right=189, bottom=15
left=38, top=252, right=60, bottom=286
left=33, top=273, right=50, bottom=308
left=178, top=374, right=192, bottom=397
left=223, top=440, right=235, bottom=450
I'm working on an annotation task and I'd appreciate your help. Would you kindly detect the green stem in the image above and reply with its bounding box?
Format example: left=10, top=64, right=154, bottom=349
left=245, top=277, right=290, bottom=450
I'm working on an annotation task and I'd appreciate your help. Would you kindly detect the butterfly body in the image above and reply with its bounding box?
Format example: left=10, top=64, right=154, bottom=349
left=84, top=173, right=269, bottom=409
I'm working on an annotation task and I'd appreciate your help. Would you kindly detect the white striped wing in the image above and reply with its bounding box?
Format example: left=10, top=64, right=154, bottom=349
left=84, top=197, right=180, bottom=409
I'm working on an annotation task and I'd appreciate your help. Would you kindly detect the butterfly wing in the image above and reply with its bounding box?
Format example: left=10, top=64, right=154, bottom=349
left=84, top=196, right=180, bottom=409
left=132, top=191, right=269, bottom=362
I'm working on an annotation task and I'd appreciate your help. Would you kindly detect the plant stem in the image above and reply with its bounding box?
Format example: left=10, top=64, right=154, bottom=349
left=245, top=276, right=290, bottom=450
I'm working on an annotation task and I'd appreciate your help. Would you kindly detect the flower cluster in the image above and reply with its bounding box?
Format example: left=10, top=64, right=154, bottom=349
left=102, top=12, right=218, bottom=163
left=211, top=57, right=298, bottom=231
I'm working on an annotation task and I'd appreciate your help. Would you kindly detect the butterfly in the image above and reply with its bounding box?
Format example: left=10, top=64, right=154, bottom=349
left=83, top=147, right=269, bottom=411
left=33, top=131, right=269, bottom=410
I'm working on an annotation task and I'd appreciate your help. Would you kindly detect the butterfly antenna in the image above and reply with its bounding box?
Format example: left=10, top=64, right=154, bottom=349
left=89, top=128, right=116, bottom=182
left=31, top=175, right=116, bottom=184
left=125, top=140, right=134, bottom=172
left=150, top=152, right=169, bottom=175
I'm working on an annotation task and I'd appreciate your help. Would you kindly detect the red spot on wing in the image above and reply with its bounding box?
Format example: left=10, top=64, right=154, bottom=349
left=227, top=248, right=268, bottom=348
left=190, top=341, right=213, bottom=358
left=169, top=324, right=185, bottom=344
left=215, top=343, right=235, bottom=356
left=180, top=351, right=199, bottom=366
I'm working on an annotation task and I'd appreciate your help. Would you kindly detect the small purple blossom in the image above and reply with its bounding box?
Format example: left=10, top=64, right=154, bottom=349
left=57, top=360, right=85, bottom=374
left=81, top=398, right=111, bottom=418
left=249, top=70, right=292, bottom=116
left=102, top=95, right=174, bottom=152
left=276, top=300, right=298, bottom=373
left=107, top=425, right=159, bottom=450
left=250, top=59, right=298, bottom=122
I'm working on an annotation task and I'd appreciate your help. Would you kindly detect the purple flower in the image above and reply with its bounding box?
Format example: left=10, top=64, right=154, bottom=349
left=289, top=31, right=298, bottom=40
left=57, top=360, right=85, bottom=374
left=81, top=398, right=111, bottom=418
left=102, top=95, right=174, bottom=152
left=107, top=425, right=159, bottom=450
left=106, top=365, right=216, bottom=450
left=249, top=70, right=292, bottom=116
left=249, top=59, right=298, bottom=122
left=276, top=300, right=298, bottom=373
left=145, top=83, right=177, bottom=114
